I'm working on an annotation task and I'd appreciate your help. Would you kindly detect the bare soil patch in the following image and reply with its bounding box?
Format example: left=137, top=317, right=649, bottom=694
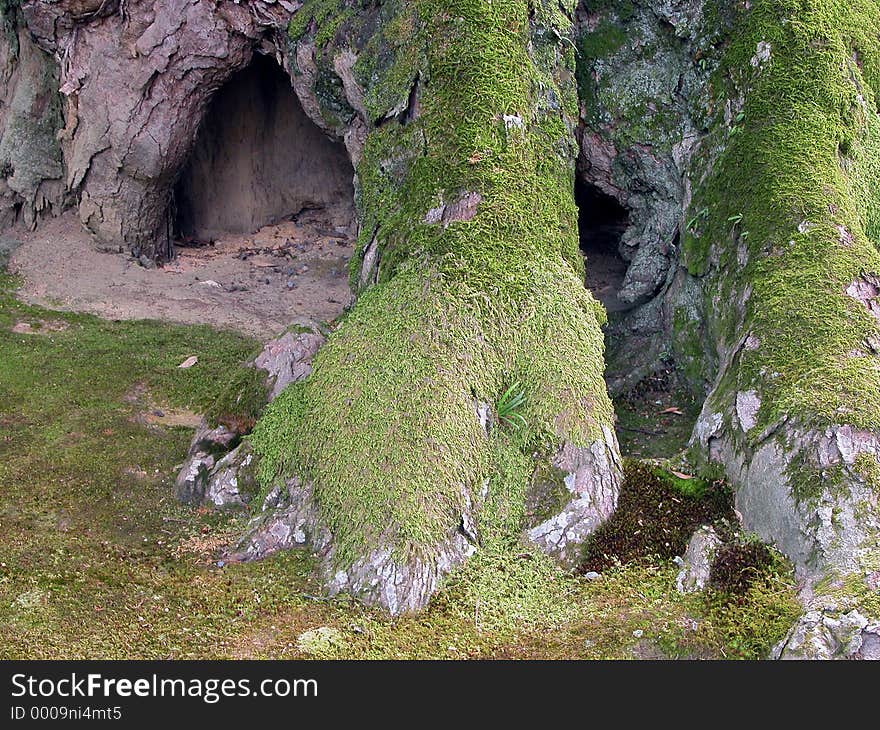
left=9, top=209, right=355, bottom=338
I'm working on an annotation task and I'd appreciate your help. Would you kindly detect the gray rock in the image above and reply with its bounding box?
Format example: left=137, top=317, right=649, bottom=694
left=0, top=236, right=22, bottom=270
left=189, top=421, right=238, bottom=455
left=203, top=443, right=257, bottom=509
left=575, top=0, right=711, bottom=387
left=0, top=20, right=65, bottom=232
left=174, top=421, right=239, bottom=504
left=675, top=525, right=722, bottom=594
left=174, top=452, right=215, bottom=505
left=693, top=405, right=880, bottom=584
left=230, top=476, right=480, bottom=616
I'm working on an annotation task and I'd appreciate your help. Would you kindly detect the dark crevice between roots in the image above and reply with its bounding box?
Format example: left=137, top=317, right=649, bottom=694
left=576, top=179, right=630, bottom=313
left=172, top=53, right=355, bottom=248
left=578, top=460, right=735, bottom=574
left=612, top=365, right=701, bottom=459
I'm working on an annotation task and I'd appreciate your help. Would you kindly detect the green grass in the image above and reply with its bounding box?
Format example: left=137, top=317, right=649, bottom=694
left=0, top=272, right=800, bottom=659
left=496, top=381, right=527, bottom=430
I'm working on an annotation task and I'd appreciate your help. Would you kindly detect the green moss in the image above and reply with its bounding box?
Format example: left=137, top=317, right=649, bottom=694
left=785, top=449, right=851, bottom=505
left=204, top=364, right=270, bottom=435
left=0, top=0, right=20, bottom=56
left=577, top=21, right=627, bottom=63
left=477, top=433, right=531, bottom=544
left=437, top=547, right=583, bottom=636
left=252, top=0, right=614, bottom=569
left=672, top=305, right=711, bottom=390
left=612, top=369, right=702, bottom=459
left=697, top=566, right=801, bottom=660
left=799, top=556, right=880, bottom=629
left=524, top=459, right=571, bottom=528
left=708, top=537, right=778, bottom=595
left=289, top=0, right=353, bottom=45
left=683, top=0, right=880, bottom=438
left=853, top=452, right=880, bottom=496
left=353, top=3, right=425, bottom=124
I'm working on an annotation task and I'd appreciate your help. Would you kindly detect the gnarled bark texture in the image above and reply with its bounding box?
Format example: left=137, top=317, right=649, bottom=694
left=2, top=0, right=880, bottom=656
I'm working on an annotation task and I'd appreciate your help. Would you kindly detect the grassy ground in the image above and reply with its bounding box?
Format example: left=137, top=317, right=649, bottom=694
left=0, top=272, right=800, bottom=659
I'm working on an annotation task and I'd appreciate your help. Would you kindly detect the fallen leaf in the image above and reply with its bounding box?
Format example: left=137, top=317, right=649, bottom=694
left=660, top=407, right=684, bottom=415
left=178, top=356, right=198, bottom=369
left=670, top=470, right=694, bottom=480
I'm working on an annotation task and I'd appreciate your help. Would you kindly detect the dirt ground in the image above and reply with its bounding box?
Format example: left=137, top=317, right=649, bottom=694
left=583, top=247, right=628, bottom=313
left=9, top=208, right=355, bottom=339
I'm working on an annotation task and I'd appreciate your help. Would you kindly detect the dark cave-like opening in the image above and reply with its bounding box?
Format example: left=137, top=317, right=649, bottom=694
left=173, top=53, right=354, bottom=244
left=576, top=179, right=629, bottom=313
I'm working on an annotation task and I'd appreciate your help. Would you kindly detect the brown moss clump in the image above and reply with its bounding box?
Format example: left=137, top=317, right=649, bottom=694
left=708, top=541, right=776, bottom=597
left=578, top=460, right=734, bottom=573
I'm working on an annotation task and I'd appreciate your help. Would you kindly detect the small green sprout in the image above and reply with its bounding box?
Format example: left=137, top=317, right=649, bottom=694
left=496, top=381, right=527, bottom=430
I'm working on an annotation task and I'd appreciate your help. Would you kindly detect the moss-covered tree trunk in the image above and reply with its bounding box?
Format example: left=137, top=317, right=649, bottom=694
left=685, top=0, right=880, bottom=658
left=240, top=0, right=622, bottom=614
left=576, top=0, right=880, bottom=658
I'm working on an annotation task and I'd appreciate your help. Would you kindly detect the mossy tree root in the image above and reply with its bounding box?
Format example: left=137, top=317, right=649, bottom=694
left=682, top=0, right=880, bottom=657
left=241, top=0, right=622, bottom=614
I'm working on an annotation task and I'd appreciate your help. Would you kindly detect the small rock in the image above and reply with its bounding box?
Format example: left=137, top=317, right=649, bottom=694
left=583, top=571, right=601, bottom=581
left=675, top=525, right=722, bottom=594
left=174, top=452, right=215, bottom=504
left=632, top=629, right=644, bottom=638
